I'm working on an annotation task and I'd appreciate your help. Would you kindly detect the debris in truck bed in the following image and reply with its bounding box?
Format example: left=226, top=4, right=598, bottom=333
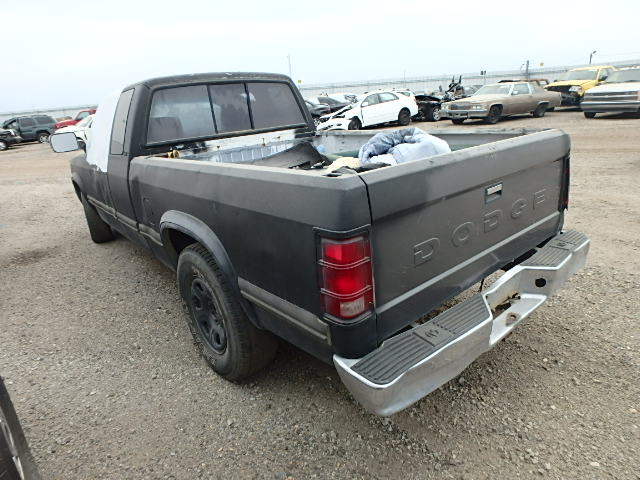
left=358, top=127, right=451, bottom=165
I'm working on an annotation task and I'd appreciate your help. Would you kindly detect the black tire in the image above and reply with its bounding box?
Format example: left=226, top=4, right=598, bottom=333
left=533, top=104, right=547, bottom=118
left=425, top=105, right=442, bottom=122
left=0, top=140, right=7, bottom=151
left=1, top=377, right=41, bottom=480
left=80, top=193, right=114, bottom=243
left=77, top=139, right=86, bottom=151
left=484, top=105, right=501, bottom=124
left=398, top=108, right=411, bottom=126
left=451, top=119, right=465, bottom=125
left=584, top=112, right=596, bottom=119
left=36, top=132, right=49, bottom=144
left=347, top=118, right=361, bottom=130
left=177, top=244, right=277, bottom=381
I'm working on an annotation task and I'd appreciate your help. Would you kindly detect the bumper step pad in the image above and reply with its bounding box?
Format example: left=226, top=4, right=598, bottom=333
left=334, top=230, right=590, bottom=415
left=353, top=295, right=488, bottom=384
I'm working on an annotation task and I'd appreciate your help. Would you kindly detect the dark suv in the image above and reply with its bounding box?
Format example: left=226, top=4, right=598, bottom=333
left=1, top=115, right=57, bottom=143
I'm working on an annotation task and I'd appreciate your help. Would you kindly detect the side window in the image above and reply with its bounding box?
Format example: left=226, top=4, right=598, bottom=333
left=77, top=111, right=89, bottom=120
left=19, top=118, right=36, bottom=127
left=362, top=94, right=380, bottom=106
left=110, top=89, right=134, bottom=154
left=208, top=83, right=252, bottom=133
left=34, top=116, right=54, bottom=124
left=512, top=84, right=530, bottom=95
left=379, top=92, right=399, bottom=102
left=147, top=85, right=214, bottom=144
left=246, top=82, right=306, bottom=130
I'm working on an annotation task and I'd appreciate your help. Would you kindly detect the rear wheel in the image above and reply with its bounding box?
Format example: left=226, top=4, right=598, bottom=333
left=80, top=193, right=114, bottom=243
left=398, top=109, right=411, bottom=126
left=451, top=119, right=465, bottom=125
left=533, top=104, right=547, bottom=118
left=0, top=141, right=7, bottom=151
left=348, top=118, right=361, bottom=130
left=177, top=244, right=278, bottom=381
left=484, top=105, right=501, bottom=124
left=36, top=132, right=49, bottom=144
left=584, top=112, right=596, bottom=119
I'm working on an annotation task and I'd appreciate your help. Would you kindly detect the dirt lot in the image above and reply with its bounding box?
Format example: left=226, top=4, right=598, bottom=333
left=1, top=111, right=638, bottom=480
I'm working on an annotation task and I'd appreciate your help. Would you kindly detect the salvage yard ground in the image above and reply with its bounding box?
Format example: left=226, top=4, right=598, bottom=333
left=0, top=111, right=638, bottom=479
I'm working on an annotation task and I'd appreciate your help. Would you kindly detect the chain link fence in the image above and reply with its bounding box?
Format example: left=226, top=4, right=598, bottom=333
left=298, top=58, right=640, bottom=98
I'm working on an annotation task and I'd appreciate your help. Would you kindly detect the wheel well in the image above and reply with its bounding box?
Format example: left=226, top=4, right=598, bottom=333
left=36, top=130, right=49, bottom=135
left=538, top=101, right=549, bottom=107
left=490, top=104, right=503, bottom=114
left=166, top=228, right=198, bottom=256
left=400, top=107, right=410, bottom=113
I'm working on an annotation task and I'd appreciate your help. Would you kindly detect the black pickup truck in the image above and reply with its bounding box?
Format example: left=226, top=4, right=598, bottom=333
left=49, top=72, right=589, bottom=416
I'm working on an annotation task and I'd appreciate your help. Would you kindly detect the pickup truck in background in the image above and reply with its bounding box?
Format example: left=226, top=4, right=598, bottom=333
left=50, top=72, right=589, bottom=416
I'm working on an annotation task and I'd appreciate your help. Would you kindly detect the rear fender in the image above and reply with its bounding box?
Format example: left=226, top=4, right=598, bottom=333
left=159, top=210, right=260, bottom=327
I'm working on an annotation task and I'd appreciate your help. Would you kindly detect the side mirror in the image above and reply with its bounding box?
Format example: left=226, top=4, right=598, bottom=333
left=600, top=75, right=608, bottom=81
left=50, top=132, right=80, bottom=153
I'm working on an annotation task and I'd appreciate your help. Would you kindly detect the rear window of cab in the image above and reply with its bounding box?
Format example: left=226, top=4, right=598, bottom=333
left=146, top=81, right=306, bottom=145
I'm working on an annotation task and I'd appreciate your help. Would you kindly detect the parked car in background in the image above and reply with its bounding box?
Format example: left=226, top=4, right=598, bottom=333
left=1, top=376, right=41, bottom=479
left=581, top=66, right=640, bottom=118
left=304, top=100, right=331, bottom=125
left=1, top=115, right=57, bottom=143
left=500, top=78, right=550, bottom=88
left=55, top=114, right=94, bottom=148
left=546, top=66, right=615, bottom=106
left=306, top=96, right=351, bottom=113
left=442, top=81, right=561, bottom=124
left=54, top=108, right=97, bottom=130
left=316, top=90, right=418, bottom=130
left=0, top=128, right=22, bottom=151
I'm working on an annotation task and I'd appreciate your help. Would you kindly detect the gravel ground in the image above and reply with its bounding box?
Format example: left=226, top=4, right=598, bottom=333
left=0, top=110, right=638, bottom=480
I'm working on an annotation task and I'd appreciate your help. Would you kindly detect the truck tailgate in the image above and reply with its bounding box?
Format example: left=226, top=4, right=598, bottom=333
left=360, top=129, right=569, bottom=340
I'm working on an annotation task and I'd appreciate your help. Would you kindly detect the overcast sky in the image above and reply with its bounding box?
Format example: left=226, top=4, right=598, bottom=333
left=2, top=0, right=640, bottom=111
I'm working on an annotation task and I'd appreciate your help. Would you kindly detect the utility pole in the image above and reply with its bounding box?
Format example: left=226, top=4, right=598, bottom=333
left=589, top=50, right=597, bottom=64
left=287, top=54, right=292, bottom=78
left=525, top=59, right=530, bottom=79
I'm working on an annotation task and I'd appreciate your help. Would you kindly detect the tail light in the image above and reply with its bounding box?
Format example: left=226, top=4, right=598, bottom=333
left=318, top=235, right=374, bottom=320
left=561, top=157, right=570, bottom=209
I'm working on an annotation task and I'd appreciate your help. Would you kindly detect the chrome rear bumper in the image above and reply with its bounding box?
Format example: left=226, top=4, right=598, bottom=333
left=334, top=230, right=589, bottom=416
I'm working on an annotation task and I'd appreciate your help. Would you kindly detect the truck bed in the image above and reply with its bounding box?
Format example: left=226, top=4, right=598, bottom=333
left=129, top=127, right=569, bottom=360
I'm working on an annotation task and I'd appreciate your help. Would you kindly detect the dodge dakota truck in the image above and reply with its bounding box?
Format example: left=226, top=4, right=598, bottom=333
left=49, top=72, right=589, bottom=416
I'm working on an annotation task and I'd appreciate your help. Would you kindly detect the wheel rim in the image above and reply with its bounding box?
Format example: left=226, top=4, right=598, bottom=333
left=0, top=141, right=6, bottom=151
left=401, top=111, right=409, bottom=123
left=0, top=406, right=25, bottom=479
left=39, top=134, right=48, bottom=143
left=433, top=107, right=441, bottom=121
left=190, top=278, right=227, bottom=353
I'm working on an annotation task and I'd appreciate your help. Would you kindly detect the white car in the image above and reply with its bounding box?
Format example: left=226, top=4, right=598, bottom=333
left=55, top=114, right=94, bottom=147
left=581, top=67, right=640, bottom=118
left=316, top=90, right=418, bottom=131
